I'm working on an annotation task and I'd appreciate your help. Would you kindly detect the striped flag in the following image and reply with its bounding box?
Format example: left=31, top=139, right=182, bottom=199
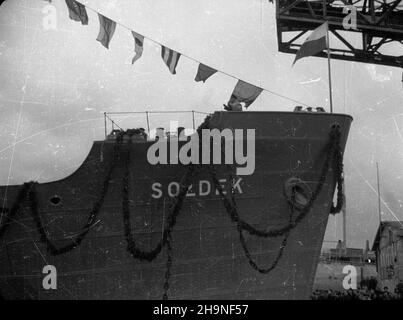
left=195, top=63, right=217, bottom=83
left=227, top=80, right=263, bottom=109
left=161, top=46, right=181, bottom=74
left=96, top=14, right=116, bottom=49
left=131, top=31, right=144, bottom=64
left=65, top=0, right=88, bottom=25
left=293, top=22, right=329, bottom=66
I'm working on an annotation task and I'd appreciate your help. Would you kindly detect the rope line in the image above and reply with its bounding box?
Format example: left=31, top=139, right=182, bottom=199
left=74, top=1, right=312, bottom=108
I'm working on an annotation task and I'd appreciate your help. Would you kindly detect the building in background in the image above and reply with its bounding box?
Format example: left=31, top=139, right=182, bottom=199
left=372, top=221, right=403, bottom=292
left=313, top=240, right=376, bottom=291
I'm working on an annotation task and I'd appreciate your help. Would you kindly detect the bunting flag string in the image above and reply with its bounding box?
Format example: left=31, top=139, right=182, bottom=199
left=195, top=63, right=217, bottom=83
left=67, top=0, right=312, bottom=109
left=131, top=31, right=144, bottom=65
left=96, top=13, right=116, bottom=49
left=161, top=46, right=181, bottom=75
left=226, top=80, right=263, bottom=109
left=65, top=0, right=88, bottom=25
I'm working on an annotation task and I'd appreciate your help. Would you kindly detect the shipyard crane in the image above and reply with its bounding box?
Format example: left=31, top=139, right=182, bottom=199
left=275, top=0, right=403, bottom=249
left=276, top=0, right=403, bottom=68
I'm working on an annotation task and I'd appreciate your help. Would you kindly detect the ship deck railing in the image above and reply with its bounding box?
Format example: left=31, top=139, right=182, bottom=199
left=103, top=110, right=211, bottom=140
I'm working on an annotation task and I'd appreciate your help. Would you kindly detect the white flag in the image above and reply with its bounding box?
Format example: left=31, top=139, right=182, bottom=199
left=293, top=22, right=328, bottom=65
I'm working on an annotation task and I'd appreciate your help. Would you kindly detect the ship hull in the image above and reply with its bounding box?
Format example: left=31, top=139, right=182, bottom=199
left=0, top=111, right=352, bottom=299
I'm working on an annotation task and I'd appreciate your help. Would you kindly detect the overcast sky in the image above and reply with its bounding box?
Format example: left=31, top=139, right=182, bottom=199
left=0, top=0, right=403, bottom=248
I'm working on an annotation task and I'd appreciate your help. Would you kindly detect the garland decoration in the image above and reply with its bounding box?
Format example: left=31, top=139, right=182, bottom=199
left=162, top=232, right=173, bottom=300
left=0, top=133, right=124, bottom=254
left=330, top=131, right=344, bottom=214
left=0, top=182, right=35, bottom=238
left=211, top=124, right=344, bottom=273
left=121, top=117, right=211, bottom=298
left=209, top=123, right=343, bottom=240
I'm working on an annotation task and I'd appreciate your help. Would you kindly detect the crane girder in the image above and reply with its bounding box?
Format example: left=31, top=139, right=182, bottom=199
left=276, top=0, right=403, bottom=67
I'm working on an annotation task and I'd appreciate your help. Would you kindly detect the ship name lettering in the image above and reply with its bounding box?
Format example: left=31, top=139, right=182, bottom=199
left=151, top=178, right=243, bottom=199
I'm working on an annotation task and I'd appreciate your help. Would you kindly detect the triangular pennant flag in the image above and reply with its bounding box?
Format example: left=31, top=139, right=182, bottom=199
left=161, top=46, right=181, bottom=74
left=131, top=31, right=144, bottom=64
left=65, top=0, right=88, bottom=25
left=293, top=21, right=328, bottom=66
left=96, top=14, right=116, bottom=49
left=195, top=63, right=217, bottom=83
left=227, top=80, right=263, bottom=109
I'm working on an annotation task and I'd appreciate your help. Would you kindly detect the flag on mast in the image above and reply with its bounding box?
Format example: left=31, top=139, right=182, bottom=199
left=96, top=14, right=116, bottom=49
left=131, top=31, right=144, bottom=64
left=161, top=46, right=181, bottom=74
left=293, top=22, right=328, bottom=66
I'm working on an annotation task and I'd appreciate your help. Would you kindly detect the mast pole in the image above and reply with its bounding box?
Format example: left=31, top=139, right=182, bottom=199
left=146, top=111, right=150, bottom=136
left=326, top=21, right=334, bottom=113
left=343, top=200, right=347, bottom=249
left=376, top=162, right=382, bottom=224
left=104, top=112, right=107, bottom=139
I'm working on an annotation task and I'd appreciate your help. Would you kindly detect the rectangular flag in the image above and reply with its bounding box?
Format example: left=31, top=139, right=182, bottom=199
left=65, top=0, right=88, bottom=25
left=195, top=63, right=217, bottom=83
left=293, top=21, right=328, bottom=65
left=131, top=31, right=144, bottom=64
left=161, top=46, right=181, bottom=74
left=227, top=80, right=263, bottom=109
left=96, top=14, right=116, bottom=49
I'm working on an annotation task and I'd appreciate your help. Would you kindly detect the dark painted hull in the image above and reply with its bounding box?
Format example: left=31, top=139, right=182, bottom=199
left=0, top=111, right=352, bottom=299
